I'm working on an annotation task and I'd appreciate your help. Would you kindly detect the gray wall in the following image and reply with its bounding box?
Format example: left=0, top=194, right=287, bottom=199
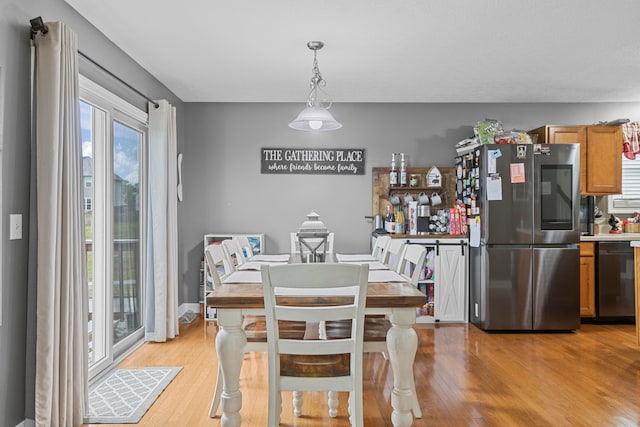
left=0, top=0, right=183, bottom=424
left=181, top=102, right=640, bottom=304
left=2, top=1, right=640, bottom=424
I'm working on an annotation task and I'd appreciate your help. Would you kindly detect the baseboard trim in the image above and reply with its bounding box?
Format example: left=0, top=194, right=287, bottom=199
left=178, top=302, right=200, bottom=317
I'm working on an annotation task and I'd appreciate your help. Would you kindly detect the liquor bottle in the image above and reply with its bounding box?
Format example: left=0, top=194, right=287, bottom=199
left=395, top=204, right=405, bottom=234
left=389, top=206, right=396, bottom=234
left=399, top=153, right=407, bottom=187
left=389, top=153, right=398, bottom=186
left=384, top=205, right=392, bottom=233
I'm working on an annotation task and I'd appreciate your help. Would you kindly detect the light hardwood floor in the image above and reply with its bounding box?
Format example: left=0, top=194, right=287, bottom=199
left=84, top=318, right=640, bottom=427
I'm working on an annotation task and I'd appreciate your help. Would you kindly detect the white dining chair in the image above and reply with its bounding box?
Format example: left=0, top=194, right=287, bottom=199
left=396, top=244, right=428, bottom=285
left=221, top=239, right=247, bottom=267
left=261, top=263, right=368, bottom=426
left=325, top=232, right=335, bottom=255
left=371, top=235, right=391, bottom=261
left=204, top=244, right=231, bottom=285
left=290, top=232, right=300, bottom=254
left=233, top=235, right=254, bottom=259
left=204, top=243, right=236, bottom=283
left=291, top=232, right=334, bottom=261
left=382, top=239, right=406, bottom=271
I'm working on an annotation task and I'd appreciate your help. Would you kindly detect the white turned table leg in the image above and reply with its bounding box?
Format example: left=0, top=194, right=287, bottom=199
left=387, top=309, right=418, bottom=427
left=293, top=390, right=303, bottom=416
left=327, top=390, right=339, bottom=417
left=216, top=309, right=247, bottom=427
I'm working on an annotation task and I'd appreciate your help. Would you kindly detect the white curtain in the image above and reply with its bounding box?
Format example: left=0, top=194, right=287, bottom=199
left=33, top=22, right=87, bottom=426
left=145, top=100, right=179, bottom=342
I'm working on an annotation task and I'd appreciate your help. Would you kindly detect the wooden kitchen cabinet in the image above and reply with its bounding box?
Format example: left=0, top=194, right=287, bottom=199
left=579, top=242, right=595, bottom=318
left=530, top=125, right=622, bottom=195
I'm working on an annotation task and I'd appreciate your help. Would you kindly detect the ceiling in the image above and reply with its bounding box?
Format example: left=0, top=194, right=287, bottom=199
left=64, top=0, right=640, bottom=103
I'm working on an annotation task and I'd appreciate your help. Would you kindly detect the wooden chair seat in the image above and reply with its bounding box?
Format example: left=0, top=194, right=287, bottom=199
left=280, top=353, right=351, bottom=378
left=242, top=315, right=307, bottom=342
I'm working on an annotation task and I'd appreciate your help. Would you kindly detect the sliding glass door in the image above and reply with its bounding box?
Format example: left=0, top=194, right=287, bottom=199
left=80, top=76, right=148, bottom=380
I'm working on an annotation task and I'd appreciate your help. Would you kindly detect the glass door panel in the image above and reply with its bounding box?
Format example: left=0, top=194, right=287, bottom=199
left=112, top=121, right=142, bottom=345
left=81, top=100, right=110, bottom=375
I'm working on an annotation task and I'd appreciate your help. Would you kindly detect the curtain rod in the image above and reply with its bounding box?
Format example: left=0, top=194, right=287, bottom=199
left=78, top=51, right=159, bottom=109
left=29, top=16, right=159, bottom=109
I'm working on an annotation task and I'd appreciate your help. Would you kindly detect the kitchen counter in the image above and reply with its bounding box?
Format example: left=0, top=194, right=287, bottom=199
left=581, top=233, right=640, bottom=242
left=374, top=232, right=468, bottom=240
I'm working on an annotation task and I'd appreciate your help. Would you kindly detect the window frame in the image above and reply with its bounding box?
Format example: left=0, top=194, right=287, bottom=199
left=79, top=74, right=149, bottom=380
left=608, top=154, right=640, bottom=214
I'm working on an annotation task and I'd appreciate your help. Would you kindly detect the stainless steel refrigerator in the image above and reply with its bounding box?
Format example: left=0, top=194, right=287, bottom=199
left=465, top=143, right=581, bottom=331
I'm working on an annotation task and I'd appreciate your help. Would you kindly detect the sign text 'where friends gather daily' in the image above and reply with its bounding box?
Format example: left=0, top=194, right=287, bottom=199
left=261, top=148, right=366, bottom=175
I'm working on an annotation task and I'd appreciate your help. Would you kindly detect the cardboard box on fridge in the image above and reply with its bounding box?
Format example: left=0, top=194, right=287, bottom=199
left=449, top=207, right=463, bottom=235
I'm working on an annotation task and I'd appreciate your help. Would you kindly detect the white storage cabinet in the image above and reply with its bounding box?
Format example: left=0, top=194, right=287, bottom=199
left=405, top=237, right=468, bottom=323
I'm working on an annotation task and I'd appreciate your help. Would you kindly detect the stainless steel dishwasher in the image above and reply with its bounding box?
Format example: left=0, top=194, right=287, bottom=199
left=597, top=241, right=635, bottom=321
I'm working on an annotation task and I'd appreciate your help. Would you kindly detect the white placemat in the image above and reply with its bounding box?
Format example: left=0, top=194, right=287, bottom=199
left=222, top=271, right=262, bottom=283
left=249, top=254, right=290, bottom=262
left=335, top=253, right=377, bottom=262
left=339, top=261, right=389, bottom=270
left=237, top=261, right=288, bottom=271
left=368, top=270, right=406, bottom=283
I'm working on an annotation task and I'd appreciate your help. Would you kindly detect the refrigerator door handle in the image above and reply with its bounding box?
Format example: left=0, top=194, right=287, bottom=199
left=535, top=243, right=579, bottom=250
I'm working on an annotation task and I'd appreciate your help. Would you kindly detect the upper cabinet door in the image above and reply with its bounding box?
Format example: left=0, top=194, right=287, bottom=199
left=585, top=126, right=622, bottom=194
left=536, top=125, right=622, bottom=195
left=547, top=126, right=587, bottom=194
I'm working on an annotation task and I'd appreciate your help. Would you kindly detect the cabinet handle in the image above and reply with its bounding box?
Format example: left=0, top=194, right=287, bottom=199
left=460, top=240, right=465, bottom=256
left=435, top=240, right=440, bottom=256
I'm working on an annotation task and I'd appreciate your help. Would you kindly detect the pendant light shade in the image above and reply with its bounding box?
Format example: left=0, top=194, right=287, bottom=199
left=289, top=41, right=342, bottom=131
left=288, top=106, right=342, bottom=131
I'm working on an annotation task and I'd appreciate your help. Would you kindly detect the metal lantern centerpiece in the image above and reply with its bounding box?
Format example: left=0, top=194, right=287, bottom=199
left=296, top=211, right=330, bottom=263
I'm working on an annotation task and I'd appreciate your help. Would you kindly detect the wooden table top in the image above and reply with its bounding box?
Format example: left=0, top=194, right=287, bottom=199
left=207, top=282, right=427, bottom=309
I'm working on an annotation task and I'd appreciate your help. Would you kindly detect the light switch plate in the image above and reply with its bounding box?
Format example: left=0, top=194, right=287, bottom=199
left=9, top=214, right=22, bottom=240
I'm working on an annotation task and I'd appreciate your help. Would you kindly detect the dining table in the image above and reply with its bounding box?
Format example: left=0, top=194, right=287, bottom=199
left=207, top=254, right=427, bottom=427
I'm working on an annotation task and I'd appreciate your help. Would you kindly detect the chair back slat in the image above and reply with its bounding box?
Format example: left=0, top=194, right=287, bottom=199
left=276, top=305, right=357, bottom=323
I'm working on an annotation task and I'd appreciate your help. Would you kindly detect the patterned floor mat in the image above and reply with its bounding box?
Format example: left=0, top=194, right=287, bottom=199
left=85, top=367, right=182, bottom=423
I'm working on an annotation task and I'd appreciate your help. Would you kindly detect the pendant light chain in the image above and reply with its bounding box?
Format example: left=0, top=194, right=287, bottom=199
left=307, top=49, right=332, bottom=109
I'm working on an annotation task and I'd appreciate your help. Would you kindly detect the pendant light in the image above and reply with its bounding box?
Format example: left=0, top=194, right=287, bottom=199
left=288, top=41, right=342, bottom=131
